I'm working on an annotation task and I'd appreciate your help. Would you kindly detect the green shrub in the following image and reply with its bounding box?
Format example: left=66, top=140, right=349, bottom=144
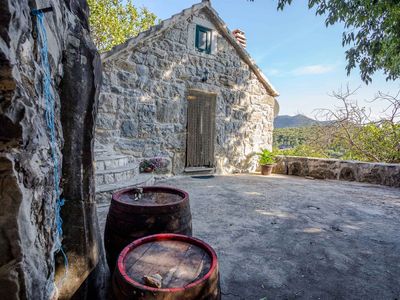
left=257, top=149, right=276, bottom=165
left=277, top=145, right=327, bottom=158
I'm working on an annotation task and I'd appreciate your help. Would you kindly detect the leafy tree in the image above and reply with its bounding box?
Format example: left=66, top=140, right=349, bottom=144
left=339, top=122, right=400, bottom=162
left=266, top=0, right=400, bottom=83
left=274, top=127, right=313, bottom=149
left=87, top=0, right=157, bottom=52
left=277, top=145, right=327, bottom=159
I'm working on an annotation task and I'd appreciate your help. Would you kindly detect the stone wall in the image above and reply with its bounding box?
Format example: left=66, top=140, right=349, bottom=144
left=96, top=8, right=277, bottom=174
left=0, top=0, right=105, bottom=299
left=274, top=156, right=400, bottom=188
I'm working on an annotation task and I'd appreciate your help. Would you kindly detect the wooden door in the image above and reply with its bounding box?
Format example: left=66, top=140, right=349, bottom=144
left=186, top=91, right=216, bottom=168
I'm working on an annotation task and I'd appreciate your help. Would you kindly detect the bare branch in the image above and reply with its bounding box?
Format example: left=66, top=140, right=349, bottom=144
left=312, top=85, right=400, bottom=162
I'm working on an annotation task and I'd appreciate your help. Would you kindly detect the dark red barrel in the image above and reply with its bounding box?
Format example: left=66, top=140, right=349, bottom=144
left=112, top=234, right=221, bottom=300
left=104, top=186, right=192, bottom=272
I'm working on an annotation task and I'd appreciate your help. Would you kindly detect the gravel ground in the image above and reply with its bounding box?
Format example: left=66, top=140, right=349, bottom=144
left=98, top=174, right=400, bottom=300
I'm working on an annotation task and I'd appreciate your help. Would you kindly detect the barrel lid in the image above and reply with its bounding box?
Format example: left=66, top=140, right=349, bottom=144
left=117, top=234, right=218, bottom=292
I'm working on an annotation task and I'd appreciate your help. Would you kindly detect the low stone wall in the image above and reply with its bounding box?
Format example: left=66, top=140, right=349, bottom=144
left=274, top=156, right=400, bottom=188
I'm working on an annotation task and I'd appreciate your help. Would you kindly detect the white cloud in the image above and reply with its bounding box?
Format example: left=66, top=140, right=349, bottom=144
left=292, top=64, right=336, bottom=76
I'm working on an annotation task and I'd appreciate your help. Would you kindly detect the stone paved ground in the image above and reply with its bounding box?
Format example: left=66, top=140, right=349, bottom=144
left=98, top=174, right=400, bottom=299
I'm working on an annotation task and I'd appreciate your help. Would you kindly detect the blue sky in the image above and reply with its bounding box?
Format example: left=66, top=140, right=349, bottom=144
left=132, top=0, right=399, bottom=117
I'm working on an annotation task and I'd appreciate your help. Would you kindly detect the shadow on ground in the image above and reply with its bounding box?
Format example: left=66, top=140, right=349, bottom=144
left=154, top=174, right=400, bottom=300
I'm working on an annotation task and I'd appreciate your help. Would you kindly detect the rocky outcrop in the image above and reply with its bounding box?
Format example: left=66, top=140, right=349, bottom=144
left=0, top=0, right=105, bottom=299
left=274, top=156, right=400, bottom=187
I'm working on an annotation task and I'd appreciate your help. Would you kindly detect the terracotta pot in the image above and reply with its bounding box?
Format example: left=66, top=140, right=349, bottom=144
left=143, top=167, right=154, bottom=173
left=261, top=164, right=276, bottom=175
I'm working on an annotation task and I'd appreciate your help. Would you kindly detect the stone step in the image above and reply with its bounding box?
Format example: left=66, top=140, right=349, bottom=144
left=96, top=173, right=155, bottom=195
left=96, top=174, right=155, bottom=204
left=95, top=164, right=139, bottom=175
left=95, top=154, right=135, bottom=171
left=95, top=163, right=139, bottom=186
left=184, top=167, right=215, bottom=175
left=96, top=154, right=128, bottom=161
left=94, top=148, right=108, bottom=155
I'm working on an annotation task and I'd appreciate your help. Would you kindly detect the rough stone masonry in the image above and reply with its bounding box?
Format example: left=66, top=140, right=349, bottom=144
left=274, top=156, right=400, bottom=187
left=96, top=3, right=279, bottom=174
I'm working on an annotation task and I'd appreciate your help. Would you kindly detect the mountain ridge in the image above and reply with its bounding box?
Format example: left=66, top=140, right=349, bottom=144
left=274, top=114, right=322, bottom=128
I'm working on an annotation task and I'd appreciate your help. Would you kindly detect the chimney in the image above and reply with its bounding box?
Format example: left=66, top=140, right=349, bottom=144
left=232, top=29, right=247, bottom=48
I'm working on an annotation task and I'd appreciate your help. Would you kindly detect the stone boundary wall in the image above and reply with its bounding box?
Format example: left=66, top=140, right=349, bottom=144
left=274, top=156, right=400, bottom=188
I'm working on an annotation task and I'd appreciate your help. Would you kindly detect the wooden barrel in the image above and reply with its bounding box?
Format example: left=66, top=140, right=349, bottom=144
left=104, top=186, right=192, bottom=272
left=112, top=234, right=221, bottom=300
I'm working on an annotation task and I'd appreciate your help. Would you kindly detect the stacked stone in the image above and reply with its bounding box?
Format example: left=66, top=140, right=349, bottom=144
left=274, top=156, right=400, bottom=187
left=94, top=152, right=155, bottom=204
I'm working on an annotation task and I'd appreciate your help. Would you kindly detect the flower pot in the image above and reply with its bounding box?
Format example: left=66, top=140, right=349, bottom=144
left=261, top=164, right=276, bottom=175
left=143, top=167, right=154, bottom=173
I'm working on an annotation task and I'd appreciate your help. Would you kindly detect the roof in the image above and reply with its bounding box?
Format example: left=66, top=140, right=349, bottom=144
left=101, top=1, right=279, bottom=97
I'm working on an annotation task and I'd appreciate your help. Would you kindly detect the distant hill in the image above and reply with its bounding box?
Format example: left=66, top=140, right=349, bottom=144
left=274, top=114, right=322, bottom=128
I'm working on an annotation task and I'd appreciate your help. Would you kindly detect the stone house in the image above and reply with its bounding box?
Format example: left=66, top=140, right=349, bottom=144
left=95, top=0, right=279, bottom=190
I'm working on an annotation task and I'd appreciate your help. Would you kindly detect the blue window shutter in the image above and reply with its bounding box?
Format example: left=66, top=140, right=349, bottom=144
left=195, top=25, right=212, bottom=54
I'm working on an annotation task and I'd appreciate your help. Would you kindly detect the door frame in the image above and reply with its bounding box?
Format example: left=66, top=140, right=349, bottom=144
left=185, top=89, right=217, bottom=168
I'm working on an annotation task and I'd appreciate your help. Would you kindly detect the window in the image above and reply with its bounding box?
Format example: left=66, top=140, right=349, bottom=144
left=195, top=25, right=212, bottom=54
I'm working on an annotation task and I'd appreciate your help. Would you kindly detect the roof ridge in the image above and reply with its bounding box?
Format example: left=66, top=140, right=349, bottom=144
left=101, top=0, right=279, bottom=97
left=202, top=5, right=279, bottom=96
left=101, top=1, right=208, bottom=61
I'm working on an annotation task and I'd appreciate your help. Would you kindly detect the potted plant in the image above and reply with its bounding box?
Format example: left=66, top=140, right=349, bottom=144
left=140, top=160, right=155, bottom=173
left=139, top=158, right=165, bottom=173
left=256, top=149, right=276, bottom=175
